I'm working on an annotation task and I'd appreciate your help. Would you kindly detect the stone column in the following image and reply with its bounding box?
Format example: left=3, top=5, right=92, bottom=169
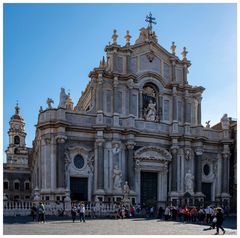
left=183, top=91, right=189, bottom=123
left=139, top=90, right=143, bottom=118
left=183, top=63, right=188, bottom=84
left=171, top=61, right=176, bottom=82
left=113, top=76, right=118, bottom=113
left=128, top=79, right=134, bottom=115
left=222, top=151, right=230, bottom=193
left=126, top=142, right=135, bottom=190
left=171, top=146, right=178, bottom=192
left=197, top=97, right=202, bottom=125
left=96, top=74, right=103, bottom=111
left=172, top=86, right=177, bottom=121
left=158, top=94, right=162, bottom=121
left=195, top=149, right=203, bottom=193
left=96, top=140, right=104, bottom=190
left=56, top=135, right=67, bottom=188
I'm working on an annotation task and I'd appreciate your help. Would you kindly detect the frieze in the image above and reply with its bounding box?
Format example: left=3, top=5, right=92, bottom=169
left=134, top=146, right=172, bottom=161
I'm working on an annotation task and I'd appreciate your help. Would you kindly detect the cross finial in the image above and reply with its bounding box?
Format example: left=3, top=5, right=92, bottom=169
left=15, top=100, right=20, bottom=115
left=145, top=12, right=157, bottom=31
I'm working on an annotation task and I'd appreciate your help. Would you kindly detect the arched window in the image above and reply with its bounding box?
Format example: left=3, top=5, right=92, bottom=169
left=14, top=136, right=20, bottom=145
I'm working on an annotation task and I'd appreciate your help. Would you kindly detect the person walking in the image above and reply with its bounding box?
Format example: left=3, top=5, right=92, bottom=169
left=214, top=208, right=225, bottom=235
left=71, top=203, right=78, bottom=223
left=79, top=203, right=86, bottom=222
left=38, top=201, right=46, bottom=223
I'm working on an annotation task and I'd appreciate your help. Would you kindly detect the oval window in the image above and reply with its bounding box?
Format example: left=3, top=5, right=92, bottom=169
left=203, top=164, right=210, bottom=176
left=74, top=154, right=84, bottom=169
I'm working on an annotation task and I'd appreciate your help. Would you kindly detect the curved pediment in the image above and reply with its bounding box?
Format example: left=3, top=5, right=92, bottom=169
left=134, top=146, right=172, bottom=161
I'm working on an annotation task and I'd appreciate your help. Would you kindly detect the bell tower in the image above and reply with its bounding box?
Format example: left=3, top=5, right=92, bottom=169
left=6, top=103, right=28, bottom=166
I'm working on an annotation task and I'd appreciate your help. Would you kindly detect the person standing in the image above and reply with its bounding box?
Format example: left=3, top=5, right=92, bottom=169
left=38, top=201, right=46, bottom=223
left=31, top=203, right=37, bottom=221
left=79, top=203, right=86, bottom=222
left=71, top=203, right=78, bottom=223
left=214, top=208, right=226, bottom=235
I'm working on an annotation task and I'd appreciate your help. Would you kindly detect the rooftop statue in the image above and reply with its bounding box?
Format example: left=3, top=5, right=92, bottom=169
left=58, top=87, right=68, bottom=108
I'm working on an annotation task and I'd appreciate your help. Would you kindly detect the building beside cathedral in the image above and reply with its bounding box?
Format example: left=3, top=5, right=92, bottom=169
left=4, top=16, right=236, bottom=211
left=3, top=104, right=32, bottom=201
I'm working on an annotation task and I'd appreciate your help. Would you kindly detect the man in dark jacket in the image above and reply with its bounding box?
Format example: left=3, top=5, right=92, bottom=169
left=214, top=208, right=225, bottom=235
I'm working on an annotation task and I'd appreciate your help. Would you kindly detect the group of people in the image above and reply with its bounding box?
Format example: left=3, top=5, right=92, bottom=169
left=71, top=202, right=86, bottom=223
left=114, top=204, right=136, bottom=219
left=159, top=205, right=226, bottom=235
left=31, top=201, right=46, bottom=223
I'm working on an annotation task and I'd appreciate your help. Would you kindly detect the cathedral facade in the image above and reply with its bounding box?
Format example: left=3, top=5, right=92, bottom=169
left=29, top=22, right=234, bottom=208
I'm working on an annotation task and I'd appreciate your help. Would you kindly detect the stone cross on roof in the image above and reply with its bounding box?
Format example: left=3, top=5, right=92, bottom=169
left=145, top=12, right=157, bottom=31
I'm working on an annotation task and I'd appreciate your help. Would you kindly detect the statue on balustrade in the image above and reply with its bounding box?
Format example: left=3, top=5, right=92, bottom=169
left=113, top=165, right=122, bottom=190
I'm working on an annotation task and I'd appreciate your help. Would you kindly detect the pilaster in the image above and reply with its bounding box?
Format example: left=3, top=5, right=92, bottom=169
left=126, top=142, right=136, bottom=191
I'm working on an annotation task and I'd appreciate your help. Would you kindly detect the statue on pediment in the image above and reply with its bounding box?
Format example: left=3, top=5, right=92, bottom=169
left=58, top=87, right=68, bottom=108
left=221, top=114, right=229, bottom=130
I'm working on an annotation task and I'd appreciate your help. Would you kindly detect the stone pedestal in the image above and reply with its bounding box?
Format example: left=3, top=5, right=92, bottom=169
left=64, top=190, right=71, bottom=216
left=33, top=187, right=40, bottom=202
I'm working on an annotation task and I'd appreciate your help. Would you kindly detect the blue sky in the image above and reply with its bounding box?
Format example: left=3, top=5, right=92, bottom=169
left=3, top=3, right=237, bottom=161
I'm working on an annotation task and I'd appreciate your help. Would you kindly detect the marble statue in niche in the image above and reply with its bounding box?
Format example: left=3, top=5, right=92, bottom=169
left=185, top=169, right=194, bottom=193
left=146, top=99, right=156, bottom=121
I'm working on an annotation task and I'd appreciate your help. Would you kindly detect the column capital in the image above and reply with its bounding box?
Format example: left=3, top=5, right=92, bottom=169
left=195, top=148, right=203, bottom=156
left=126, top=142, right=136, bottom=150
left=113, top=76, right=118, bottom=87
left=170, top=145, right=178, bottom=155
left=96, top=139, right=105, bottom=147
left=222, top=152, right=230, bottom=159
left=55, top=135, right=67, bottom=144
left=97, top=74, right=103, bottom=84
left=44, top=137, right=51, bottom=145
left=127, top=79, right=134, bottom=89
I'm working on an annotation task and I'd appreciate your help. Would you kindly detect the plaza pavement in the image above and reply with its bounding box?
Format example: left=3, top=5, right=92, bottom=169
left=3, top=215, right=237, bottom=235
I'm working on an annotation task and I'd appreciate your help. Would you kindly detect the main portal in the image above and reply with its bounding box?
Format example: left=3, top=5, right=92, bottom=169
left=70, top=177, right=88, bottom=201
left=140, top=171, right=158, bottom=204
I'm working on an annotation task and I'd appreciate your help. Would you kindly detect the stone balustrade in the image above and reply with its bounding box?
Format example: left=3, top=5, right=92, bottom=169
left=38, top=109, right=224, bottom=141
left=3, top=200, right=120, bottom=217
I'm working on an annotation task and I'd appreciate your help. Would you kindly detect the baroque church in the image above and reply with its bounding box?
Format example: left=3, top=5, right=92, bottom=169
left=4, top=15, right=237, bottom=210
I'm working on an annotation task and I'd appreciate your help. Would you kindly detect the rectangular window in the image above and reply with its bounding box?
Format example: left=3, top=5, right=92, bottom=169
left=177, top=101, right=182, bottom=122
left=4, top=182, right=8, bottom=190
left=106, top=91, right=112, bottom=113
left=116, top=91, right=123, bottom=114
left=132, top=95, right=137, bottom=116
left=163, top=63, right=170, bottom=81
left=25, top=183, right=30, bottom=190
left=163, top=99, right=170, bottom=121
left=176, top=67, right=183, bottom=83
left=14, top=182, right=20, bottom=190
left=186, top=102, right=192, bottom=123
